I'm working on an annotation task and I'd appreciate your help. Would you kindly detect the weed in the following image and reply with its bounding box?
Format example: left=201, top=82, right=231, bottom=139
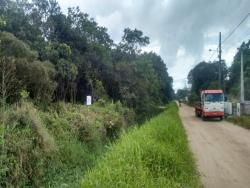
left=228, top=115, right=250, bottom=129
left=0, top=101, right=135, bottom=187
left=81, top=103, right=200, bottom=188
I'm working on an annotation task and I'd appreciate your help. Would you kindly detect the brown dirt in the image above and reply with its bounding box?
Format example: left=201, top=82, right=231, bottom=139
left=179, top=104, right=250, bottom=188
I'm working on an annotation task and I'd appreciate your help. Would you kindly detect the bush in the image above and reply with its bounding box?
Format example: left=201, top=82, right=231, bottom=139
left=81, top=103, right=200, bottom=188
left=0, top=102, right=55, bottom=187
left=0, top=101, right=135, bottom=187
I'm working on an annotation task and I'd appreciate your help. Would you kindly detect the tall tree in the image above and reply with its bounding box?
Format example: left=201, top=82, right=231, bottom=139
left=120, top=28, right=149, bottom=55
left=188, top=61, right=227, bottom=95
left=0, top=0, right=174, bottom=120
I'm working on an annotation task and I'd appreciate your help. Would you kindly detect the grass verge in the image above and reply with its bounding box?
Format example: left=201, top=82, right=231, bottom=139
left=81, top=103, right=200, bottom=188
left=227, top=116, right=250, bottom=129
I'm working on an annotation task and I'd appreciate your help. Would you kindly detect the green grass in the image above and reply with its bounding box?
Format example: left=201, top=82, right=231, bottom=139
left=228, top=115, right=250, bottom=129
left=0, top=101, right=134, bottom=187
left=81, top=103, right=200, bottom=188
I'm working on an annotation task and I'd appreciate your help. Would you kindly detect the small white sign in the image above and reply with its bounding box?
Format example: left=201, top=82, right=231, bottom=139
left=86, top=96, right=92, bottom=106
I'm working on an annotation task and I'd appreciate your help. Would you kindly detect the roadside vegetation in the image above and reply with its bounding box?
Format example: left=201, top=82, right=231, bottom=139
left=0, top=100, right=135, bottom=187
left=228, top=116, right=250, bottom=129
left=81, top=103, right=200, bottom=188
left=0, top=0, right=178, bottom=187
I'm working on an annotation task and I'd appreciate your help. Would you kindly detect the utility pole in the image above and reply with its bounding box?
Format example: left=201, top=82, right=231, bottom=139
left=218, top=32, right=222, bottom=89
left=240, top=47, right=245, bottom=103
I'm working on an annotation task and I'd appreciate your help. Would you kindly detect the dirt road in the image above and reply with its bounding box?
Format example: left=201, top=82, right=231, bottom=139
left=179, top=104, right=250, bottom=188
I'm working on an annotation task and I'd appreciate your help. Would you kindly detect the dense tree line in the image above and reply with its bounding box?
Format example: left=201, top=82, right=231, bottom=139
left=0, top=0, right=173, bottom=120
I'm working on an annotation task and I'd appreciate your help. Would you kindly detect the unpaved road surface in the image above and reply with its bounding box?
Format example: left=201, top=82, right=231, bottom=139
left=179, top=104, right=250, bottom=188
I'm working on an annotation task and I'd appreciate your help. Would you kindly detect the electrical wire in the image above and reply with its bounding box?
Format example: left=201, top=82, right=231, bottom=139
left=208, top=12, right=250, bottom=62
left=222, top=13, right=250, bottom=45
left=223, top=26, right=250, bottom=49
left=181, top=14, right=250, bottom=88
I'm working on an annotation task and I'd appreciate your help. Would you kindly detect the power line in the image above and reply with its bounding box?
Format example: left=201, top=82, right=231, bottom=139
left=208, top=12, right=250, bottom=63
left=222, top=13, right=250, bottom=45
left=179, top=14, right=250, bottom=89
left=223, top=26, right=250, bottom=48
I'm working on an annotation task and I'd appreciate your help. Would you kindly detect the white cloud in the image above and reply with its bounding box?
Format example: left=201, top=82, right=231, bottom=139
left=177, top=46, right=186, bottom=58
left=142, top=40, right=161, bottom=54
left=169, top=55, right=196, bottom=91
left=224, top=47, right=238, bottom=67
left=96, top=11, right=123, bottom=43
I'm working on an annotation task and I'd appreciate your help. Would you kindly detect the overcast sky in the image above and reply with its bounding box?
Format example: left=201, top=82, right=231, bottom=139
left=57, top=0, right=250, bottom=91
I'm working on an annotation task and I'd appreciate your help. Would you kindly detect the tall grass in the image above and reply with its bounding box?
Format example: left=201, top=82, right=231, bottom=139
left=228, top=115, right=250, bottom=129
left=81, top=103, right=200, bottom=188
left=0, top=101, right=134, bottom=187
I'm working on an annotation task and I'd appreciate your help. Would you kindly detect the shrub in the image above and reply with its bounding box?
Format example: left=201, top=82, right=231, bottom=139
left=0, top=101, right=135, bottom=187
left=0, top=102, right=56, bottom=187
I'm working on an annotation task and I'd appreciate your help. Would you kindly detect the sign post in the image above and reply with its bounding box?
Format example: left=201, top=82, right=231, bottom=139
left=86, top=96, right=92, bottom=106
